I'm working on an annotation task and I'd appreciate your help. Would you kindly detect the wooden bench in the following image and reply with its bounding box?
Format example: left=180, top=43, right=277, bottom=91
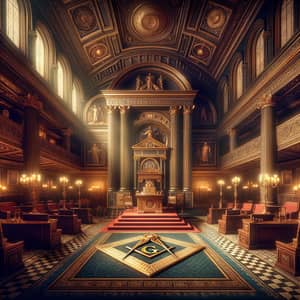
left=240, top=202, right=253, bottom=215
left=50, top=214, right=81, bottom=234
left=0, top=201, right=17, bottom=218
left=1, top=219, right=62, bottom=249
left=72, top=208, right=93, bottom=224
left=276, top=222, right=300, bottom=275
left=0, top=223, right=24, bottom=273
left=238, top=218, right=298, bottom=249
left=218, top=211, right=250, bottom=234
left=207, top=207, right=226, bottom=224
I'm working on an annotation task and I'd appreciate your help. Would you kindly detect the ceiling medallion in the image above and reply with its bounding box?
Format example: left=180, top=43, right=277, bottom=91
left=193, top=44, right=211, bottom=60
left=89, top=43, right=107, bottom=63
left=206, top=8, right=226, bottom=29
left=71, top=5, right=97, bottom=32
left=130, top=3, right=171, bottom=42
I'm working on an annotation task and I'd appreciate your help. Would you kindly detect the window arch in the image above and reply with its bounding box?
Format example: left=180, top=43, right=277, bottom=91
left=223, top=81, right=229, bottom=114
left=56, top=56, right=72, bottom=103
left=281, top=0, right=294, bottom=47
left=236, top=60, right=243, bottom=99
left=230, top=54, right=244, bottom=101
left=6, top=0, right=20, bottom=47
left=35, top=22, right=56, bottom=82
left=35, top=30, right=45, bottom=77
left=72, top=79, right=84, bottom=116
left=255, top=30, right=265, bottom=77
left=4, top=0, right=32, bottom=53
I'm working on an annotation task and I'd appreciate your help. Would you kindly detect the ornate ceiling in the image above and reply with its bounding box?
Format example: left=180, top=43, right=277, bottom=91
left=33, top=0, right=262, bottom=94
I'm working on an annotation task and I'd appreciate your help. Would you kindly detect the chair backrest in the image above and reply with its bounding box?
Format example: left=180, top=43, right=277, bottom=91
left=22, top=213, right=49, bottom=221
left=283, top=201, right=299, bottom=214
left=241, top=202, right=253, bottom=212
left=253, top=203, right=265, bottom=214
left=226, top=202, right=234, bottom=209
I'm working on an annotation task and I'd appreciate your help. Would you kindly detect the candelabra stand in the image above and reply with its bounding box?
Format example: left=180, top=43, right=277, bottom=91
left=59, top=176, right=69, bottom=209
left=20, top=173, right=41, bottom=213
left=75, top=179, right=83, bottom=208
left=217, top=179, right=225, bottom=208
left=258, top=173, right=280, bottom=213
left=231, top=176, right=241, bottom=210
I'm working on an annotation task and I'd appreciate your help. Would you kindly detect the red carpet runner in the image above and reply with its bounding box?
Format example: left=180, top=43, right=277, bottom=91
left=102, top=209, right=199, bottom=232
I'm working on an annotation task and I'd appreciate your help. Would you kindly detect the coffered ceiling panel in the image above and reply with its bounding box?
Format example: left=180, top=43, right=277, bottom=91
left=34, top=0, right=262, bottom=92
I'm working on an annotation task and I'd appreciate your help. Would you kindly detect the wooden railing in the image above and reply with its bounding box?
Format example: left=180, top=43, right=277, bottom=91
left=0, top=115, right=22, bottom=146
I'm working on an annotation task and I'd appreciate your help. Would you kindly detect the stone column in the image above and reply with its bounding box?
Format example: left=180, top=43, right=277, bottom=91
left=23, top=93, right=42, bottom=173
left=23, top=94, right=42, bottom=207
left=62, top=128, right=72, bottom=152
left=119, top=106, right=130, bottom=192
left=107, top=106, right=118, bottom=207
left=228, top=128, right=237, bottom=152
left=169, top=106, right=179, bottom=194
left=183, top=105, right=193, bottom=208
left=258, top=93, right=277, bottom=206
left=28, top=30, right=37, bottom=67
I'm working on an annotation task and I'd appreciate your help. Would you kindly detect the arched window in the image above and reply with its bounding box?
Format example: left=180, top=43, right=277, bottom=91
left=72, top=83, right=78, bottom=113
left=281, top=0, right=294, bottom=47
left=35, top=30, right=45, bottom=77
left=57, top=60, right=64, bottom=99
left=6, top=0, right=20, bottom=47
left=255, top=30, right=265, bottom=77
left=35, top=22, right=56, bottom=82
left=236, top=60, right=243, bottom=99
left=223, top=82, right=229, bottom=114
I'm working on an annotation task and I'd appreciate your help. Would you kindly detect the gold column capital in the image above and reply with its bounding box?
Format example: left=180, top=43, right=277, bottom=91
left=183, top=104, right=194, bottom=114
left=106, top=105, right=118, bottom=113
left=119, top=105, right=130, bottom=114
left=256, top=93, right=275, bottom=110
left=169, top=105, right=181, bottom=115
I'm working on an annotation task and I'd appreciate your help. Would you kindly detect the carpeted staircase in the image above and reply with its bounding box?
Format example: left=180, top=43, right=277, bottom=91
left=103, top=209, right=198, bottom=232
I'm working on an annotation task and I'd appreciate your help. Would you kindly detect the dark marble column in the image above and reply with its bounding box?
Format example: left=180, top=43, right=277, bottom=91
left=258, top=93, right=277, bottom=206
left=169, top=106, right=179, bottom=194
left=119, top=106, right=130, bottom=192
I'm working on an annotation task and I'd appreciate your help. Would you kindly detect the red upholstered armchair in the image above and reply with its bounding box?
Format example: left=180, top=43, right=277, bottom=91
left=240, top=202, right=253, bottom=214
left=0, top=223, right=24, bottom=273
left=281, top=201, right=299, bottom=219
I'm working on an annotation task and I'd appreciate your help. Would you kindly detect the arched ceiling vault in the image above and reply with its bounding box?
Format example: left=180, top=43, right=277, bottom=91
left=32, top=0, right=263, bottom=96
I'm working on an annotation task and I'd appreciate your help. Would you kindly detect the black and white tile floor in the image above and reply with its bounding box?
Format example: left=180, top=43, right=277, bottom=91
left=199, top=219, right=300, bottom=300
left=1, top=217, right=300, bottom=299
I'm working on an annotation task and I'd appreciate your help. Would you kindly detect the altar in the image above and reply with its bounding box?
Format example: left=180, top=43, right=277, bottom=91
left=136, top=194, right=163, bottom=213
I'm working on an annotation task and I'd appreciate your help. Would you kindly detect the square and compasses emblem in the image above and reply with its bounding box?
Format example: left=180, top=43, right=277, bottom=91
left=96, top=233, right=205, bottom=276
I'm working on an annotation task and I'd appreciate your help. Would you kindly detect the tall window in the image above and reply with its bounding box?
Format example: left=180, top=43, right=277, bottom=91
left=281, top=0, right=294, bottom=47
left=255, top=30, right=265, bottom=77
left=35, top=30, right=45, bottom=77
left=57, top=60, right=64, bottom=99
left=223, top=82, right=229, bottom=113
left=236, top=60, right=243, bottom=99
left=71, top=83, right=78, bottom=113
left=6, top=0, right=20, bottom=47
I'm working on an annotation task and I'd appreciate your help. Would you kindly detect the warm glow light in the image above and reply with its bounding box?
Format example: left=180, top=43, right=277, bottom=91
left=242, top=185, right=249, bottom=190
left=0, top=184, right=7, bottom=191
left=75, top=179, right=83, bottom=186
left=217, top=179, right=225, bottom=186
left=226, top=185, right=232, bottom=190
left=258, top=173, right=280, bottom=187
left=231, top=176, right=241, bottom=184
left=68, top=186, right=73, bottom=190
left=59, top=176, right=69, bottom=184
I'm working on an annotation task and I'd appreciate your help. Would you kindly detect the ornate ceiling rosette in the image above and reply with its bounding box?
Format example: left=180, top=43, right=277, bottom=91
left=129, top=2, right=173, bottom=42
left=85, top=42, right=109, bottom=65
left=190, top=40, right=215, bottom=65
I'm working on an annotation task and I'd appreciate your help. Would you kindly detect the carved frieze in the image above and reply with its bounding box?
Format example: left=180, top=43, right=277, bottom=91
left=277, top=114, right=300, bottom=151
left=221, top=137, right=261, bottom=169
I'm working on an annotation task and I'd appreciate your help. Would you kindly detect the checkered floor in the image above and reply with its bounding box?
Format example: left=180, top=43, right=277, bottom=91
left=198, top=218, right=300, bottom=300
left=1, top=216, right=300, bottom=299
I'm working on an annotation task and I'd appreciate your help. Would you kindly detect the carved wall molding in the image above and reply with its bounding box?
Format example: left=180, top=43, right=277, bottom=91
left=102, top=90, right=197, bottom=107
left=277, top=113, right=300, bottom=151
left=134, top=112, right=170, bottom=129
left=91, top=52, right=215, bottom=90
left=221, top=137, right=261, bottom=169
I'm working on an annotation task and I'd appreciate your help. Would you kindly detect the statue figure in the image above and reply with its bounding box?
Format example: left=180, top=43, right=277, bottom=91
left=201, top=142, right=211, bottom=163
left=157, top=74, right=163, bottom=90
left=136, top=75, right=143, bottom=90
